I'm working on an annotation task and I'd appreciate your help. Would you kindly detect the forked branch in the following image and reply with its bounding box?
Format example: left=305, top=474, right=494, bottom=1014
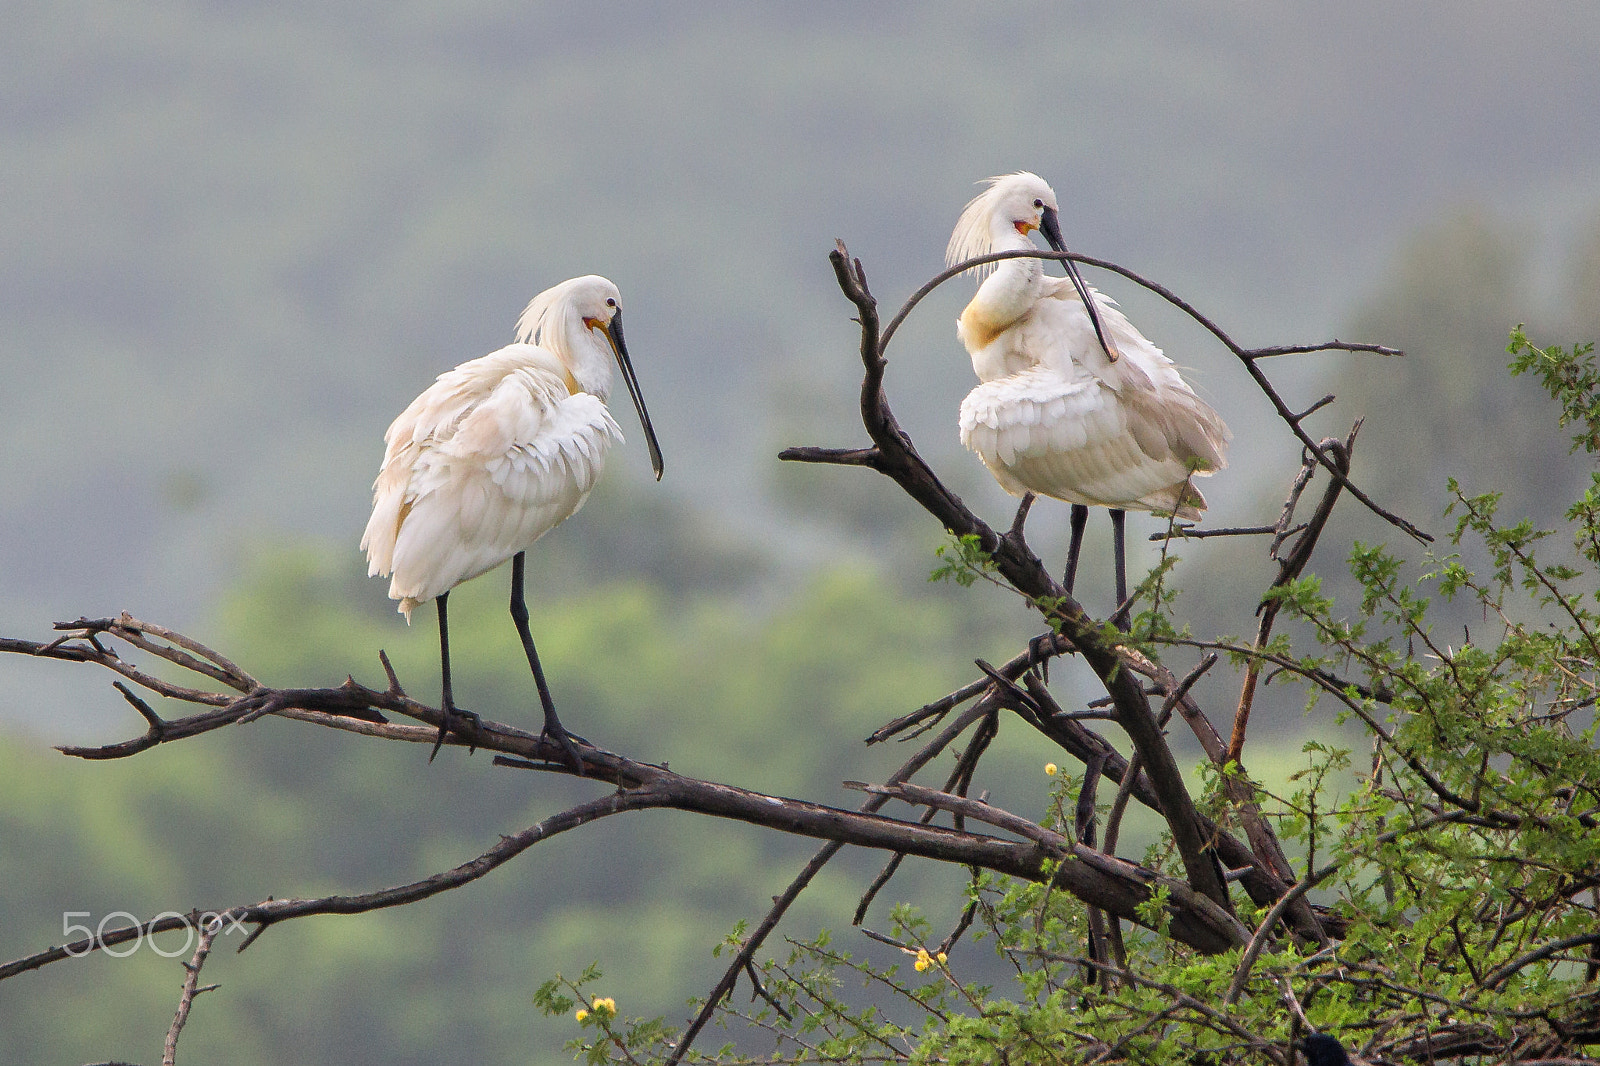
left=0, top=615, right=1251, bottom=997
left=784, top=241, right=1235, bottom=914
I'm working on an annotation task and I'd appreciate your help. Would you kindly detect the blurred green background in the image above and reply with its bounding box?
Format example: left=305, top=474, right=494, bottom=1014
left=4, top=3, right=1600, bottom=1062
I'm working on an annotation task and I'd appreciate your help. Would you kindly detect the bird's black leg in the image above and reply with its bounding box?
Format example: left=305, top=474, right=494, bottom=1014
left=1110, top=508, right=1130, bottom=632
left=430, top=591, right=482, bottom=761
left=1063, top=504, right=1089, bottom=594
left=510, top=552, right=586, bottom=776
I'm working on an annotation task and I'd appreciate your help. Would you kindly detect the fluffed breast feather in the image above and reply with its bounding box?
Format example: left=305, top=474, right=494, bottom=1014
left=360, top=344, right=624, bottom=619
left=960, top=367, right=1228, bottom=519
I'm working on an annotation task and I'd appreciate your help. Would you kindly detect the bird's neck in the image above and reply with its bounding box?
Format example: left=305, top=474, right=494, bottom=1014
left=976, top=229, right=1046, bottom=320
left=546, top=312, right=614, bottom=399
left=958, top=232, right=1044, bottom=362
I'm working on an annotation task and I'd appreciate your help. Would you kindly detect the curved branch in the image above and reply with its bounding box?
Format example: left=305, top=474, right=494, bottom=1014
left=1483, top=932, right=1600, bottom=991
left=873, top=246, right=1425, bottom=542
left=0, top=788, right=645, bottom=982
left=791, top=242, right=1233, bottom=914
left=1071, top=251, right=1426, bottom=543
left=1224, top=866, right=1335, bottom=1005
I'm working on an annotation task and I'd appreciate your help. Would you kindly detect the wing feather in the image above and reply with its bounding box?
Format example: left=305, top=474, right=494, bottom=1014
left=960, top=367, right=1226, bottom=519
left=360, top=343, right=623, bottom=617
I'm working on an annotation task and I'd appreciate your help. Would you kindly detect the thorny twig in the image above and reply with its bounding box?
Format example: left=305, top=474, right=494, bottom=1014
left=162, top=919, right=220, bottom=1066
left=1227, top=429, right=1355, bottom=766
left=784, top=241, right=1234, bottom=915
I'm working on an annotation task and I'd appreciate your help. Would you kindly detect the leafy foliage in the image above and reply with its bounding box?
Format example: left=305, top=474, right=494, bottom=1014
left=1509, top=327, right=1600, bottom=456
left=538, top=335, right=1600, bottom=1064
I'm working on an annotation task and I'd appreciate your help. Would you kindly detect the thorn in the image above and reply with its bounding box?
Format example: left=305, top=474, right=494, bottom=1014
left=377, top=650, right=403, bottom=694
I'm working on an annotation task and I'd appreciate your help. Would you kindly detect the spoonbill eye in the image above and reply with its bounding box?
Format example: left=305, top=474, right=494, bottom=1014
left=1033, top=198, right=1044, bottom=208
left=606, top=298, right=616, bottom=307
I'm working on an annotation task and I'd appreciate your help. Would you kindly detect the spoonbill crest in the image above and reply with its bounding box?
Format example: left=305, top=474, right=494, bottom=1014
left=361, top=275, right=663, bottom=769
left=948, top=172, right=1230, bottom=619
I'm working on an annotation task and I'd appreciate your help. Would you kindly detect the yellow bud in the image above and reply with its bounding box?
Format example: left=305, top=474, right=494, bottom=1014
left=1045, top=763, right=1058, bottom=776
left=575, top=1009, right=589, bottom=1022
left=936, top=952, right=948, bottom=964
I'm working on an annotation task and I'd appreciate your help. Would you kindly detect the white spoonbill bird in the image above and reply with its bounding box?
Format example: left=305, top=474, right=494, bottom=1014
left=361, top=275, right=663, bottom=769
left=947, top=172, right=1230, bottom=618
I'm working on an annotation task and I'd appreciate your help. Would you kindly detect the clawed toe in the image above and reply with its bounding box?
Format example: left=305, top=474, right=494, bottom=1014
left=539, top=720, right=588, bottom=777
left=429, top=704, right=482, bottom=762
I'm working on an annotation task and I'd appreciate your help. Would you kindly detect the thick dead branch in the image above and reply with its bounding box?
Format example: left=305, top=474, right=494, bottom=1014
left=782, top=241, right=1232, bottom=914
left=0, top=617, right=1256, bottom=1012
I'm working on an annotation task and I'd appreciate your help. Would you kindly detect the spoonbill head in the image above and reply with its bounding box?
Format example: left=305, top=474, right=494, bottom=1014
left=516, top=275, right=664, bottom=481
left=947, top=171, right=1118, bottom=364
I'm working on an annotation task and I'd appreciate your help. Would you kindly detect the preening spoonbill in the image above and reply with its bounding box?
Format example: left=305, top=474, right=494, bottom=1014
left=361, top=275, right=663, bottom=768
left=947, top=172, right=1230, bottom=619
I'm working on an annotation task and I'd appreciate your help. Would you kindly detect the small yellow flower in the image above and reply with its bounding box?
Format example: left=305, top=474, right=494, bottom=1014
left=914, top=957, right=930, bottom=971
left=592, top=997, right=616, bottom=1015
left=575, top=1009, right=589, bottom=1022
left=1045, top=763, right=1058, bottom=776
left=936, top=952, right=948, bottom=964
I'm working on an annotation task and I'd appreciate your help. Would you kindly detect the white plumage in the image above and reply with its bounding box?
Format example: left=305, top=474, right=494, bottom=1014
left=948, top=172, right=1230, bottom=521
left=360, top=274, right=662, bottom=764
left=362, top=275, right=660, bottom=619
left=363, top=348, right=620, bottom=619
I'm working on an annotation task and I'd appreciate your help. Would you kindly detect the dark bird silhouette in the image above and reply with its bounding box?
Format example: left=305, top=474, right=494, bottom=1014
left=1297, top=1033, right=1351, bottom=1066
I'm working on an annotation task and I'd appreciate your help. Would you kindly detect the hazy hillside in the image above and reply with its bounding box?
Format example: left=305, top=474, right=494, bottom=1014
left=5, top=5, right=1600, bottom=1063
left=4, top=2, right=1600, bottom=638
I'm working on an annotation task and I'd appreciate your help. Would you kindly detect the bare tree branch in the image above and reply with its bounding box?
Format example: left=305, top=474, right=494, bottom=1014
left=665, top=696, right=999, bottom=1066
left=162, top=920, right=220, bottom=1066
left=783, top=241, right=1233, bottom=914
left=872, top=246, right=1425, bottom=542
left=1227, top=432, right=1354, bottom=766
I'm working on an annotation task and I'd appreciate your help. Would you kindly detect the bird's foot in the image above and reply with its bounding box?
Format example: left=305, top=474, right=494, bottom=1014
left=538, top=716, right=589, bottom=777
left=429, top=703, right=483, bottom=762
